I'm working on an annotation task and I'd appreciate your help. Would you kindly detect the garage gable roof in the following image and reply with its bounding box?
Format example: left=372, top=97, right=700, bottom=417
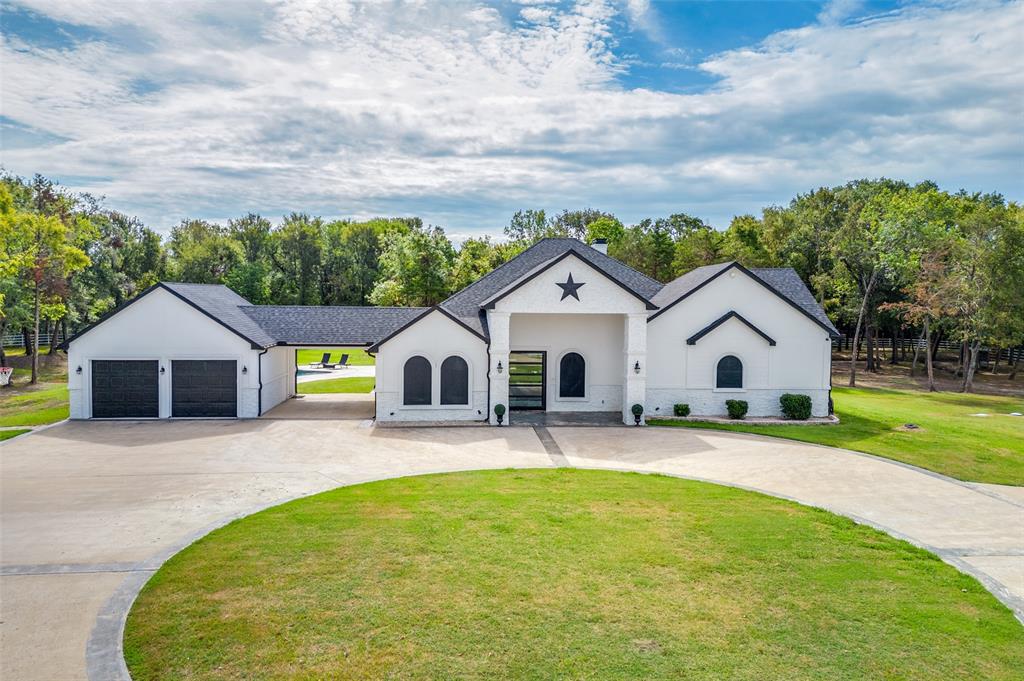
left=62, top=282, right=431, bottom=350
left=61, top=282, right=276, bottom=350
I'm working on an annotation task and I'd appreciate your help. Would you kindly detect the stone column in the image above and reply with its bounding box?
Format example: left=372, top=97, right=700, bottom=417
left=488, top=311, right=510, bottom=425
left=622, top=312, right=648, bottom=425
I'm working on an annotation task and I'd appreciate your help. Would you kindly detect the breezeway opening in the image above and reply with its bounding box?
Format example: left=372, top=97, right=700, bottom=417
left=262, top=346, right=376, bottom=421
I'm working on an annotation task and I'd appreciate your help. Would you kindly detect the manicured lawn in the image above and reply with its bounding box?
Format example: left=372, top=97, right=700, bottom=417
left=650, top=386, right=1024, bottom=485
left=297, top=376, right=375, bottom=394
left=295, top=347, right=374, bottom=366
left=125, top=469, right=1022, bottom=681
left=0, top=429, right=30, bottom=441
left=0, top=384, right=69, bottom=427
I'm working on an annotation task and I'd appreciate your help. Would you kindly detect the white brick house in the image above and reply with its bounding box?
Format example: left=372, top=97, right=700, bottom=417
left=63, top=238, right=839, bottom=424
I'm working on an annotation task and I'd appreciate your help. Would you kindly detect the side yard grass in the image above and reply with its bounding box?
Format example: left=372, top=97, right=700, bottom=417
left=650, top=386, right=1024, bottom=485
left=0, top=429, right=31, bottom=441
left=0, top=353, right=70, bottom=429
left=298, top=376, right=375, bottom=394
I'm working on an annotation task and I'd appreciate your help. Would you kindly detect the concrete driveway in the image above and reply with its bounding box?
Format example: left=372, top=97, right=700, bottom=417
left=2, top=401, right=1022, bottom=680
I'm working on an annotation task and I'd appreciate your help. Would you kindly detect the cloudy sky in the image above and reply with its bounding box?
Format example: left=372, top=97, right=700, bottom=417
left=2, top=0, right=1021, bottom=238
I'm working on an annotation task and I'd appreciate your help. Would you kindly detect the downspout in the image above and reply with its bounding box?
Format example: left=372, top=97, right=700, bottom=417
left=366, top=347, right=377, bottom=419
left=486, top=342, right=491, bottom=424
left=256, top=347, right=269, bottom=416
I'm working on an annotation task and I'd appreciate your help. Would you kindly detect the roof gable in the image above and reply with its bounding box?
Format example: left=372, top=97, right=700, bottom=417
left=366, top=306, right=488, bottom=353
left=650, top=262, right=840, bottom=337
left=62, top=282, right=274, bottom=350
left=439, top=238, right=662, bottom=338
left=480, top=250, right=659, bottom=311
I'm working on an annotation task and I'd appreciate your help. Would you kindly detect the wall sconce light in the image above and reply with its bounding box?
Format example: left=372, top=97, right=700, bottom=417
left=160, top=366, right=166, bottom=375
left=633, top=361, right=641, bottom=375
left=76, top=366, right=82, bottom=375
left=242, top=366, right=248, bottom=375
left=496, top=360, right=504, bottom=374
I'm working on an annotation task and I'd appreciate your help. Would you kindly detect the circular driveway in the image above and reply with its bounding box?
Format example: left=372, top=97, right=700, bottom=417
left=2, top=406, right=1021, bottom=680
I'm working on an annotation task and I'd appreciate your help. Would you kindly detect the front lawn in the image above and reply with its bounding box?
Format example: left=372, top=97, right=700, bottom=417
left=297, top=376, right=375, bottom=394
left=124, top=469, right=1022, bottom=680
left=650, top=386, right=1024, bottom=485
left=0, top=429, right=30, bottom=441
left=295, top=347, right=374, bottom=367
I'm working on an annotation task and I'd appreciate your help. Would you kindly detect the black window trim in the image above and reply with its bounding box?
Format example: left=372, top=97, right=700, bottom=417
left=715, top=354, right=744, bottom=390
left=558, top=351, right=587, bottom=399
left=402, top=355, right=433, bottom=406
left=439, top=354, right=471, bottom=406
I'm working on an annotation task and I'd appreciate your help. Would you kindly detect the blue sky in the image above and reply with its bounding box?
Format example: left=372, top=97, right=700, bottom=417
left=1, top=0, right=1020, bottom=239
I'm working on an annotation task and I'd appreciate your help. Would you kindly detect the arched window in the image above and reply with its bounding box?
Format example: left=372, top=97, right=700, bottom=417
left=440, top=356, right=469, bottom=405
left=716, top=355, right=743, bottom=389
left=559, top=352, right=585, bottom=398
left=403, top=356, right=432, bottom=405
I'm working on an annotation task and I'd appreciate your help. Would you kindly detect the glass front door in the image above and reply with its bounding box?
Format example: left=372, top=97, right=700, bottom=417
left=508, top=351, right=545, bottom=410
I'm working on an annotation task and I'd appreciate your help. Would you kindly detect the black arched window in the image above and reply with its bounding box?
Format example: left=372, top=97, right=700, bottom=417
left=403, top=356, right=432, bottom=405
left=440, top=356, right=469, bottom=405
left=559, top=352, right=585, bottom=398
left=716, top=355, right=743, bottom=389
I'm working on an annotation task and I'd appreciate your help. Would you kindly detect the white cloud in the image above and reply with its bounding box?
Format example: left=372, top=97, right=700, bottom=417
left=1, top=0, right=1020, bottom=234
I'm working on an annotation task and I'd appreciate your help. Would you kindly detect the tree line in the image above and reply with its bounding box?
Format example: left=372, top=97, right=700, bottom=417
left=2, top=174, right=1021, bottom=390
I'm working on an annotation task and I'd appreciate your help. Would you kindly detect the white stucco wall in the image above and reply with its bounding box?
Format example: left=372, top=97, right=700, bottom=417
left=375, top=310, right=489, bottom=422
left=260, top=345, right=295, bottom=415
left=508, top=313, right=625, bottom=412
left=66, top=287, right=263, bottom=418
left=646, top=269, right=833, bottom=417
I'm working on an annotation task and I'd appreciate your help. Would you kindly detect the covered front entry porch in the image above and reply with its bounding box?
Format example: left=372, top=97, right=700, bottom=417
left=488, top=311, right=648, bottom=426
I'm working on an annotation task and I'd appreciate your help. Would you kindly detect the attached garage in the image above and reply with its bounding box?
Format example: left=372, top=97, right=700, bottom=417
left=91, top=360, right=159, bottom=418
left=171, top=360, right=238, bottom=417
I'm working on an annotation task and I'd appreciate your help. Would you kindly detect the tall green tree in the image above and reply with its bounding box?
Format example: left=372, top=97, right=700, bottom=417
left=271, top=213, right=323, bottom=305
left=370, top=226, right=454, bottom=306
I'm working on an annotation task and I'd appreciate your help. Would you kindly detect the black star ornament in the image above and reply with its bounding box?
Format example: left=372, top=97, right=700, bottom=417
left=556, top=273, right=585, bottom=301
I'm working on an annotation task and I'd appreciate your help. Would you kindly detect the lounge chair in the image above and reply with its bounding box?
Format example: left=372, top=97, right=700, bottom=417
left=337, top=354, right=350, bottom=369
left=310, top=352, right=333, bottom=368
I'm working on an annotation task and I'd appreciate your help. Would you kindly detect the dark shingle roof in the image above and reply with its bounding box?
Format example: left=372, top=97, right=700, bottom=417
left=440, top=238, right=663, bottom=336
left=649, top=263, right=839, bottom=337
left=240, top=305, right=427, bottom=346
left=160, top=282, right=278, bottom=348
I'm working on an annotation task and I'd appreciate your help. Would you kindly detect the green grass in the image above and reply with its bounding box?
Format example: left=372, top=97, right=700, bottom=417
left=295, top=347, right=374, bottom=366
left=0, top=429, right=30, bottom=441
left=0, top=384, right=69, bottom=427
left=124, top=469, right=1023, bottom=681
left=650, top=386, right=1024, bottom=485
left=297, top=376, right=375, bottom=394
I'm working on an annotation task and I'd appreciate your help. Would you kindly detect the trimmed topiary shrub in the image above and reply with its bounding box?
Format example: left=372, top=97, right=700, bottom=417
left=725, top=399, right=748, bottom=420
left=493, top=403, right=506, bottom=425
left=673, top=403, right=690, bottom=417
left=780, top=393, right=812, bottom=420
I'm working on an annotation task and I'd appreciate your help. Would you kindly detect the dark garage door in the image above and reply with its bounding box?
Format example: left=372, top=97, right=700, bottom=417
left=91, top=360, right=159, bottom=418
left=172, top=360, right=237, bottom=417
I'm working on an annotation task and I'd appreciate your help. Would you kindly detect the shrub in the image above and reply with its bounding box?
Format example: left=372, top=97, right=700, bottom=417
left=631, top=403, right=644, bottom=416
left=673, top=403, right=690, bottom=417
left=493, top=404, right=506, bottom=417
left=780, top=393, right=812, bottom=420
left=725, top=400, right=748, bottom=420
